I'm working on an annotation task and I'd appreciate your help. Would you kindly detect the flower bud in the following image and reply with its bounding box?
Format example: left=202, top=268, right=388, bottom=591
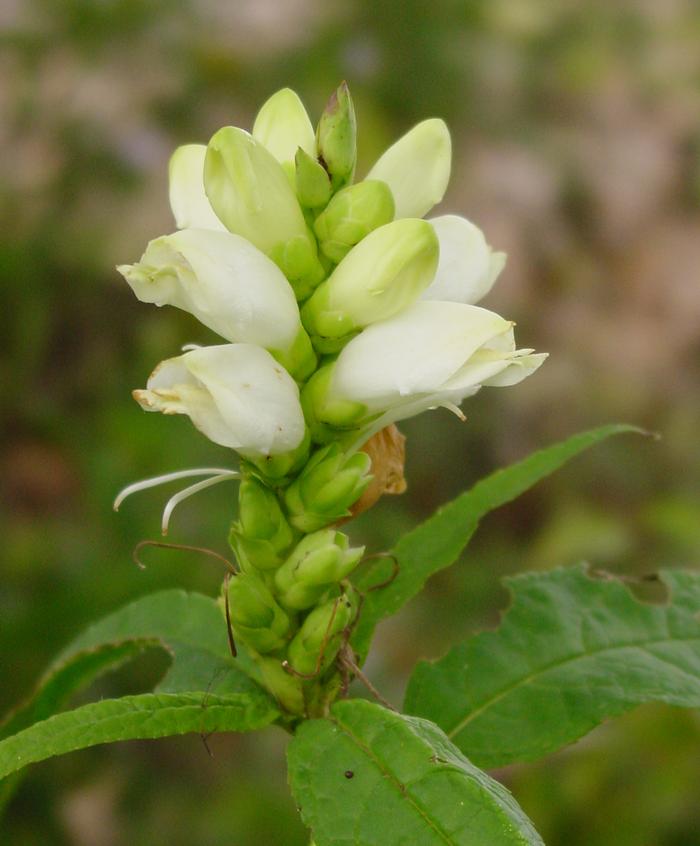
left=301, top=218, right=439, bottom=350
left=295, top=147, right=332, bottom=210
left=284, top=444, right=372, bottom=531
left=305, top=302, right=546, bottom=429
left=204, top=127, right=324, bottom=297
left=226, top=572, right=292, bottom=653
left=313, top=180, right=395, bottom=264
left=168, top=144, right=227, bottom=232
left=257, top=656, right=304, bottom=713
left=274, top=529, right=364, bottom=610
left=242, top=429, right=311, bottom=482
left=117, top=228, right=316, bottom=380
left=133, top=344, right=307, bottom=457
left=421, top=215, right=506, bottom=305
left=287, top=589, right=358, bottom=676
left=366, top=118, right=451, bottom=219
left=316, top=82, right=356, bottom=191
left=252, top=88, right=315, bottom=175
left=229, top=476, right=295, bottom=571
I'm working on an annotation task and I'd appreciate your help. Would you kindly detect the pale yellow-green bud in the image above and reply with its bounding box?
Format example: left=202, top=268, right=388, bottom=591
left=301, top=218, right=439, bottom=350
left=204, top=127, right=317, bottom=275
left=252, top=88, right=315, bottom=177
left=313, top=180, right=395, bottom=264
left=366, top=118, right=451, bottom=219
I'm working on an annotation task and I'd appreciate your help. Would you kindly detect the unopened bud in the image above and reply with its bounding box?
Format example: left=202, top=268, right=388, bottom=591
left=314, top=180, right=395, bottom=264
left=301, top=218, right=439, bottom=350
left=287, top=589, right=358, bottom=676
left=252, top=88, right=315, bottom=176
left=274, top=529, right=364, bottom=609
left=242, top=429, right=311, bottom=482
left=229, top=476, right=295, bottom=571
left=295, top=148, right=332, bottom=210
left=300, top=364, right=369, bottom=440
left=257, top=656, right=304, bottom=714
left=316, top=82, right=356, bottom=191
left=284, top=444, right=372, bottom=532
left=226, top=572, right=292, bottom=654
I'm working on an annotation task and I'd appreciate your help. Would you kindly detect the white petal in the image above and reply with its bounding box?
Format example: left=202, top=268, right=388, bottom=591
left=252, top=88, right=315, bottom=167
left=366, top=119, right=451, bottom=219
left=118, top=228, right=300, bottom=352
left=168, top=145, right=227, bottom=231
left=331, top=301, right=512, bottom=411
left=422, top=215, right=506, bottom=304
left=135, top=345, right=305, bottom=455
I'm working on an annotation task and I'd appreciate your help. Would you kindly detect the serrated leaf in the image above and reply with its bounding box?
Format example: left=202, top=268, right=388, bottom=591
left=288, top=699, right=543, bottom=846
left=404, top=564, right=700, bottom=769
left=1, top=589, right=270, bottom=742
left=0, top=590, right=278, bottom=791
left=352, top=424, right=645, bottom=655
left=0, top=692, right=277, bottom=781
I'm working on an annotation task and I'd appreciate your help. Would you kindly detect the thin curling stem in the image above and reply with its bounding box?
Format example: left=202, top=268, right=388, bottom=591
left=132, top=539, right=237, bottom=575
left=161, top=472, right=239, bottom=535
left=113, top=467, right=237, bottom=511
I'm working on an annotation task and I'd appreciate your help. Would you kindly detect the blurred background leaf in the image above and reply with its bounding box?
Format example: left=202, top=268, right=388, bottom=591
left=1, top=0, right=699, bottom=843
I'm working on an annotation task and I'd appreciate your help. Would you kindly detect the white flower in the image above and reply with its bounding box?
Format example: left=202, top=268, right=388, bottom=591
left=133, top=344, right=306, bottom=456
left=168, top=144, right=227, bottom=232
left=422, top=215, right=506, bottom=304
left=312, top=301, right=546, bottom=429
left=117, top=228, right=301, bottom=354
left=366, top=119, right=451, bottom=219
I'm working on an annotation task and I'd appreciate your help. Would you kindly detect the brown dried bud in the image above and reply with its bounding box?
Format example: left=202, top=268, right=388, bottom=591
left=350, top=424, right=407, bottom=517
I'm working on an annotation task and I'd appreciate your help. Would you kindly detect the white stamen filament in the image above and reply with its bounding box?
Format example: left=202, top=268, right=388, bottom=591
left=161, top=471, right=239, bottom=535
left=441, top=402, right=466, bottom=421
left=113, top=467, right=236, bottom=511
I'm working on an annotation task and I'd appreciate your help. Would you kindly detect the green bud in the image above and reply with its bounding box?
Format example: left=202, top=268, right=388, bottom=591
left=295, top=147, right=332, bottom=210
left=226, top=572, right=292, bottom=654
left=269, top=232, right=326, bottom=302
left=241, top=429, right=311, bottom=482
left=274, top=529, right=364, bottom=610
left=257, top=656, right=304, bottom=714
left=301, top=218, right=439, bottom=347
left=270, top=326, right=317, bottom=383
left=252, top=88, right=315, bottom=173
left=300, top=365, right=370, bottom=441
left=316, top=82, right=356, bottom=191
left=284, top=443, right=372, bottom=532
left=313, top=180, right=395, bottom=264
left=287, top=589, right=358, bottom=676
left=229, top=476, right=295, bottom=571
left=204, top=127, right=323, bottom=297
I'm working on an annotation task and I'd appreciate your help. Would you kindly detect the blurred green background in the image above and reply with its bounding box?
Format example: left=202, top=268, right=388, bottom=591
left=2, top=0, right=700, bottom=843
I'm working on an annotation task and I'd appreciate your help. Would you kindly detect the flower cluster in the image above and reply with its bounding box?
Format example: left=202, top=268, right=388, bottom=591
left=116, top=84, right=545, bottom=717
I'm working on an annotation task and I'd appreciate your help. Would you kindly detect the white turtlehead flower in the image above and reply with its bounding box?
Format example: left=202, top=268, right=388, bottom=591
left=422, top=215, right=506, bottom=304
left=117, top=228, right=301, bottom=353
left=133, top=344, right=306, bottom=456
left=366, top=118, right=451, bottom=220
left=252, top=88, right=316, bottom=172
left=168, top=144, right=227, bottom=232
left=328, top=301, right=546, bottom=425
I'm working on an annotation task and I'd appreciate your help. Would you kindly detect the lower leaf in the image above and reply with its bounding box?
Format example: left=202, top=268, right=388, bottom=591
left=288, top=699, right=543, bottom=846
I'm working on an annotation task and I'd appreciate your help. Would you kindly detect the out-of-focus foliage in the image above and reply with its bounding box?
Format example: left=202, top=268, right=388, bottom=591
left=1, top=0, right=698, bottom=843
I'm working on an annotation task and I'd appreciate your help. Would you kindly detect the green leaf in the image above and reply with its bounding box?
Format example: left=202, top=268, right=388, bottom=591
left=0, top=692, right=277, bottom=781
left=0, top=590, right=278, bottom=786
left=287, top=699, right=543, bottom=846
left=352, top=424, right=646, bottom=655
left=404, top=564, right=700, bottom=769
left=1, top=589, right=270, bottom=741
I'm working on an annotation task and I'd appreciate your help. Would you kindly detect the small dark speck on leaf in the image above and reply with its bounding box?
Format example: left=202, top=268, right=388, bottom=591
left=344, top=770, right=354, bottom=779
